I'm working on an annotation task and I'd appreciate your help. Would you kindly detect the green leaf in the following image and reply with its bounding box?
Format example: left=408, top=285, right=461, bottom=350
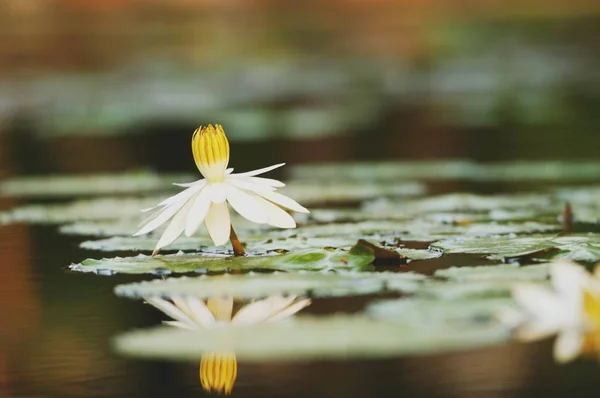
left=434, top=264, right=549, bottom=282
left=113, top=315, right=509, bottom=362
left=367, top=297, right=517, bottom=327
left=0, top=171, right=194, bottom=198
left=70, top=248, right=376, bottom=274
left=114, top=272, right=426, bottom=299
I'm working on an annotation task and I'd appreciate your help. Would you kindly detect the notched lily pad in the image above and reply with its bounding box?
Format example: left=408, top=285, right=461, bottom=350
left=70, top=247, right=376, bottom=274
left=113, top=315, right=509, bottom=362
left=114, top=272, right=427, bottom=299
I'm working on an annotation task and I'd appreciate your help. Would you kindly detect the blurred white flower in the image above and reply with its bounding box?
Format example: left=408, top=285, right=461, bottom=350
left=134, top=124, right=309, bottom=255
left=504, top=260, right=600, bottom=363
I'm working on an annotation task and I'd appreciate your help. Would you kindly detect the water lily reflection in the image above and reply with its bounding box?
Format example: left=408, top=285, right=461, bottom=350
left=503, top=260, right=600, bottom=363
left=144, top=295, right=311, bottom=394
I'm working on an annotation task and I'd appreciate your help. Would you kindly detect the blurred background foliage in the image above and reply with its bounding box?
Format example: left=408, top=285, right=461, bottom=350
left=1, top=0, right=599, bottom=176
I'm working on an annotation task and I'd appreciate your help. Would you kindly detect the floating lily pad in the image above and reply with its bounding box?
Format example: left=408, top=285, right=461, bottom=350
left=60, top=221, right=154, bottom=237
left=0, top=171, right=194, bottom=198
left=78, top=235, right=358, bottom=253
left=70, top=247, right=377, bottom=274
left=364, top=193, right=556, bottom=216
left=0, top=197, right=164, bottom=225
left=298, top=220, right=559, bottom=243
left=434, top=264, right=549, bottom=282
left=113, top=315, right=509, bottom=362
left=291, top=160, right=600, bottom=182
left=416, top=280, right=549, bottom=300
left=114, top=272, right=426, bottom=299
left=433, top=234, right=600, bottom=262
left=367, top=297, right=516, bottom=327
left=431, top=235, right=557, bottom=258
left=279, top=181, right=426, bottom=204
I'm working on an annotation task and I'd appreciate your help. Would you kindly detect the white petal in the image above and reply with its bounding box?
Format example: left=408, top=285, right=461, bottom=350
left=512, top=284, right=570, bottom=327
left=229, top=175, right=285, bottom=188
left=225, top=184, right=267, bottom=224
left=233, top=163, right=285, bottom=177
left=252, top=187, right=309, bottom=213
left=185, top=187, right=212, bottom=237
left=208, top=182, right=228, bottom=203
left=554, top=329, right=584, bottom=363
left=158, top=180, right=205, bottom=207
left=232, top=296, right=297, bottom=325
left=163, top=321, right=197, bottom=331
left=134, top=185, right=200, bottom=236
left=265, top=298, right=311, bottom=323
left=550, top=260, right=590, bottom=305
left=204, top=202, right=231, bottom=246
left=227, top=178, right=277, bottom=193
left=181, top=297, right=217, bottom=328
left=258, top=197, right=296, bottom=228
left=145, top=297, right=196, bottom=328
left=206, top=297, right=234, bottom=322
left=153, top=199, right=193, bottom=252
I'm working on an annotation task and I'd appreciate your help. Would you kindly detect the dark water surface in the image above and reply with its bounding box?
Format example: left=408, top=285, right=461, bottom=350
left=2, top=132, right=600, bottom=398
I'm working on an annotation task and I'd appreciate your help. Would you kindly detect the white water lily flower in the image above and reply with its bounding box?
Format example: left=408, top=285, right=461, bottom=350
left=134, top=124, right=309, bottom=255
left=506, top=260, right=600, bottom=363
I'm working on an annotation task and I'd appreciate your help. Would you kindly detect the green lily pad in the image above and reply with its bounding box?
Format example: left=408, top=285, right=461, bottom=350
left=367, top=297, right=516, bottom=327
left=113, top=315, right=509, bottom=362
left=433, top=234, right=600, bottom=262
left=416, top=280, right=549, bottom=300
left=0, top=196, right=164, bottom=225
left=60, top=221, right=154, bottom=237
left=69, top=247, right=376, bottom=274
left=364, top=193, right=556, bottom=216
left=431, top=235, right=557, bottom=258
left=279, top=181, right=426, bottom=204
left=78, top=235, right=358, bottom=253
left=434, top=264, right=549, bottom=282
left=291, top=160, right=600, bottom=182
left=0, top=171, right=194, bottom=198
left=298, top=219, right=559, bottom=243
left=114, top=272, right=426, bottom=299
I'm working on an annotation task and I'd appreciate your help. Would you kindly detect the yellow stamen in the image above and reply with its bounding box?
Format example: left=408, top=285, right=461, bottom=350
left=192, top=124, right=230, bottom=181
left=199, top=352, right=237, bottom=395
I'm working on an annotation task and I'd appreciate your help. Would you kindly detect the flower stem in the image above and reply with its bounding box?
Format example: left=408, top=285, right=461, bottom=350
left=229, top=225, right=246, bottom=256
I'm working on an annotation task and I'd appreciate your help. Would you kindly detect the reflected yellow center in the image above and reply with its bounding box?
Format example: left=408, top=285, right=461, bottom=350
left=199, top=352, right=238, bottom=395
left=192, top=124, right=230, bottom=181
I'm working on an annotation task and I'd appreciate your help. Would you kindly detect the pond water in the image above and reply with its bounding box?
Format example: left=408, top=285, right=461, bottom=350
left=2, top=129, right=600, bottom=398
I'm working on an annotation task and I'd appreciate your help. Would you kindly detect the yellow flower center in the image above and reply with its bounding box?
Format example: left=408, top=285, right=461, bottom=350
left=199, top=352, right=237, bottom=395
left=583, top=288, right=600, bottom=330
left=192, top=124, right=230, bottom=182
